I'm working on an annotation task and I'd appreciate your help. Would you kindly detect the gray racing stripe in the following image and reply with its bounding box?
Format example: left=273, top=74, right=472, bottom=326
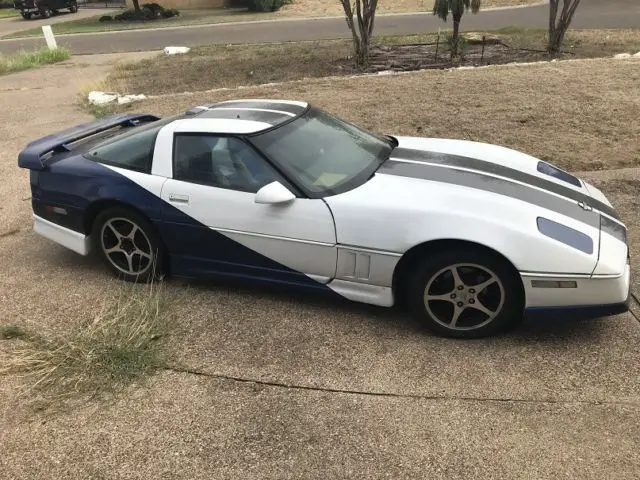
left=207, top=101, right=307, bottom=116
left=390, top=148, right=621, bottom=221
left=379, top=160, right=600, bottom=228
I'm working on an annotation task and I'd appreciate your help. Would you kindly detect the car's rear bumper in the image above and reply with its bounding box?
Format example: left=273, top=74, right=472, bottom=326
left=33, top=214, right=91, bottom=255
left=521, top=263, right=631, bottom=320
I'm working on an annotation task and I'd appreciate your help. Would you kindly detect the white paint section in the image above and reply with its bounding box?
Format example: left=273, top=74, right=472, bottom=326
left=393, top=136, right=587, bottom=193
left=161, top=178, right=337, bottom=279
left=325, top=172, right=601, bottom=276
left=593, top=229, right=629, bottom=276
left=522, top=264, right=630, bottom=307
left=327, top=279, right=394, bottom=307
left=336, top=247, right=401, bottom=287
left=216, top=99, right=308, bottom=108
left=33, top=214, right=91, bottom=256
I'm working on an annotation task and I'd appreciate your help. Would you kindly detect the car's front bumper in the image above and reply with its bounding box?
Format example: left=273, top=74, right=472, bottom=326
left=521, top=263, right=631, bottom=320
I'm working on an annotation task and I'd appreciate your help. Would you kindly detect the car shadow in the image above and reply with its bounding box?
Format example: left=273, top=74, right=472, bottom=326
left=32, top=244, right=621, bottom=345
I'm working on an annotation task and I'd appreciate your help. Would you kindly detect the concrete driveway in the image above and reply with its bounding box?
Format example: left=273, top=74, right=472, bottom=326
left=0, top=0, right=639, bottom=55
left=0, top=56, right=639, bottom=479
left=0, top=8, right=117, bottom=37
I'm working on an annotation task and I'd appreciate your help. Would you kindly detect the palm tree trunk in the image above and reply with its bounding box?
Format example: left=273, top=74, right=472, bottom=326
left=452, top=14, right=461, bottom=56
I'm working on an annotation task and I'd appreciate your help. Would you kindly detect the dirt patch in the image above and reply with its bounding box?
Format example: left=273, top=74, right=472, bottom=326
left=104, top=29, right=640, bottom=97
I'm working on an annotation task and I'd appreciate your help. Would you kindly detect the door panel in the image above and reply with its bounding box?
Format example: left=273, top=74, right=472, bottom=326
left=160, top=178, right=337, bottom=282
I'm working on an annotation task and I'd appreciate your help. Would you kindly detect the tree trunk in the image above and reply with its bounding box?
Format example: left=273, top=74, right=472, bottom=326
left=548, top=0, right=583, bottom=53
left=452, top=14, right=461, bottom=57
left=131, top=0, right=142, bottom=14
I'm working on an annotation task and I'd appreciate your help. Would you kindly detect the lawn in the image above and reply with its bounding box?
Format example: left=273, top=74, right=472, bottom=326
left=2, top=0, right=540, bottom=38
left=104, top=54, right=640, bottom=174
left=0, top=8, right=18, bottom=18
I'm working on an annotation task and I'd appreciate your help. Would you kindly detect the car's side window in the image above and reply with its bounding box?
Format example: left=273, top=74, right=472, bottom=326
left=173, top=134, right=283, bottom=194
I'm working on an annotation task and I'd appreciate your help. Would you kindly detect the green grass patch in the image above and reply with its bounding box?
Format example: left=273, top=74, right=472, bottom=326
left=0, top=282, right=171, bottom=405
left=0, top=8, right=18, bottom=18
left=0, top=47, right=70, bottom=76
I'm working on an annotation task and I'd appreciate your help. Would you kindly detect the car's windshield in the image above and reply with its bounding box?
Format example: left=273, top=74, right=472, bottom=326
left=250, top=107, right=393, bottom=197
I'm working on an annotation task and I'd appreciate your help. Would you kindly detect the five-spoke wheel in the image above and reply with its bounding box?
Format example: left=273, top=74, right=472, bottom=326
left=93, top=207, right=163, bottom=282
left=409, top=249, right=522, bottom=338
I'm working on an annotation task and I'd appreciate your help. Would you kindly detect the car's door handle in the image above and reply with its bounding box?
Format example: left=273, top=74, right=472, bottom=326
left=168, top=193, right=190, bottom=204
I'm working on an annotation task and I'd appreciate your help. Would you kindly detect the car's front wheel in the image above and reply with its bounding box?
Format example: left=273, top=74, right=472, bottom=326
left=68, top=3, right=78, bottom=13
left=408, top=249, right=523, bottom=338
left=92, top=207, right=164, bottom=283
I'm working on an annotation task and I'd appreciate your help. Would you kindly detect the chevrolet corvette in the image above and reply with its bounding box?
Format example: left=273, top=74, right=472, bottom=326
left=18, top=99, right=630, bottom=337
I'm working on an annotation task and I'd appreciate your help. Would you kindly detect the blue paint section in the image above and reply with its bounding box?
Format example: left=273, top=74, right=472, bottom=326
left=536, top=217, right=594, bottom=254
left=28, top=152, right=328, bottom=291
left=524, top=300, right=629, bottom=321
left=18, top=114, right=160, bottom=171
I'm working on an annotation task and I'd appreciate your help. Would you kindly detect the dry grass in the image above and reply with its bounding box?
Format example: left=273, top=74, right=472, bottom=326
left=277, top=0, right=539, bottom=17
left=111, top=57, right=640, bottom=172
left=0, top=282, right=170, bottom=406
left=104, top=29, right=640, bottom=98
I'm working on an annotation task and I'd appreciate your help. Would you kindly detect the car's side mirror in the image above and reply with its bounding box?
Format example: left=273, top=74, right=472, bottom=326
left=254, top=181, right=296, bottom=205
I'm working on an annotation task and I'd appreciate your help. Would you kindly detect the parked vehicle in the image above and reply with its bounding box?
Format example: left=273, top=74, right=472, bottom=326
left=13, top=0, right=78, bottom=19
left=17, top=100, right=630, bottom=338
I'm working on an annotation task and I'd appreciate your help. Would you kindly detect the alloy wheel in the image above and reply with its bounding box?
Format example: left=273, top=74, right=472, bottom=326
left=423, top=263, right=505, bottom=331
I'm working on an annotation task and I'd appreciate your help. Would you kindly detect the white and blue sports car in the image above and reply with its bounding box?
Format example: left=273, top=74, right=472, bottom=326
left=18, top=99, right=630, bottom=338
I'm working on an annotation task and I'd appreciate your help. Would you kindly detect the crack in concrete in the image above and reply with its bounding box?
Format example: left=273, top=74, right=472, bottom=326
left=163, top=365, right=639, bottom=408
left=0, top=229, right=20, bottom=239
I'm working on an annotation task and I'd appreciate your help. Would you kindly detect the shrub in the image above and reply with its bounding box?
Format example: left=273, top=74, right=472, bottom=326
left=160, top=8, right=179, bottom=18
left=247, top=0, right=290, bottom=13
left=113, top=9, right=138, bottom=21
left=99, top=15, right=113, bottom=22
left=142, top=2, right=164, bottom=14
left=111, top=4, right=179, bottom=21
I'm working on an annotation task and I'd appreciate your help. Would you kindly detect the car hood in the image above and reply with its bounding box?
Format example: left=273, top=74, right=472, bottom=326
left=324, top=136, right=627, bottom=276
left=383, top=136, right=621, bottom=221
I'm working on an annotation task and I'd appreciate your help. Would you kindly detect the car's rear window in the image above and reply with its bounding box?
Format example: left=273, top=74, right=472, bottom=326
left=85, top=116, right=177, bottom=173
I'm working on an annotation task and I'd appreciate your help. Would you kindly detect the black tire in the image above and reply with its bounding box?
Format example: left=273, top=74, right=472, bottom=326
left=92, top=207, right=165, bottom=283
left=21, top=12, right=32, bottom=19
left=40, top=8, right=52, bottom=18
left=407, top=249, right=524, bottom=339
left=68, top=3, right=78, bottom=13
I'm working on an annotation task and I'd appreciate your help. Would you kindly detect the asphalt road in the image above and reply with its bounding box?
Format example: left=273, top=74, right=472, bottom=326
left=0, top=0, right=638, bottom=55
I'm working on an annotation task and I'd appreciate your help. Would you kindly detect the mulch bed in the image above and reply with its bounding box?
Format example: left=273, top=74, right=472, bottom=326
left=336, top=41, right=560, bottom=74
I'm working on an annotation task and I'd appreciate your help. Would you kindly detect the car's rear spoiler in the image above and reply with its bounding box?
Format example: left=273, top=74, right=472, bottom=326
left=17, top=113, right=161, bottom=171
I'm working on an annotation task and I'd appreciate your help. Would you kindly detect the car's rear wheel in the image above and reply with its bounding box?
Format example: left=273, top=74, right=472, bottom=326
left=68, top=3, right=78, bottom=13
left=92, top=207, right=164, bottom=283
left=407, top=249, right=523, bottom=338
left=21, top=12, right=32, bottom=19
